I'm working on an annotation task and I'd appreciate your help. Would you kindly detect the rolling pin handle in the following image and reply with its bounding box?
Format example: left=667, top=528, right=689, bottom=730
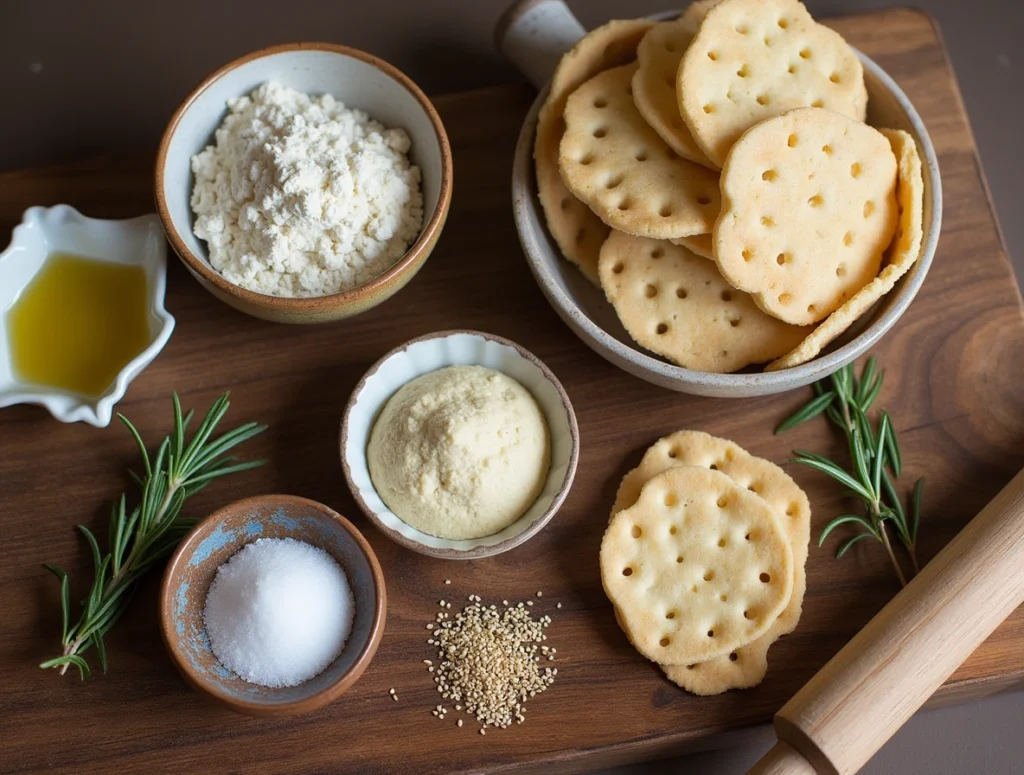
left=494, top=0, right=586, bottom=89
left=747, top=742, right=820, bottom=775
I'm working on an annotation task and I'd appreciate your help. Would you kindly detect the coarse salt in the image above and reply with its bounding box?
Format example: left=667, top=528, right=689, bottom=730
left=203, top=537, right=355, bottom=688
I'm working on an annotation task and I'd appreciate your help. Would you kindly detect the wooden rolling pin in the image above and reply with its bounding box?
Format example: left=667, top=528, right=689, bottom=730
left=749, top=467, right=1024, bottom=775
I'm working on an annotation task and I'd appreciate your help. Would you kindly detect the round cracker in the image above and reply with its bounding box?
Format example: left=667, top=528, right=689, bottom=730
left=598, top=230, right=810, bottom=373
left=678, top=0, right=867, bottom=167
left=534, top=19, right=655, bottom=284
left=632, top=20, right=714, bottom=167
left=767, top=128, right=924, bottom=370
left=715, top=107, right=898, bottom=326
left=678, top=0, right=722, bottom=36
left=559, top=64, right=721, bottom=240
left=671, top=233, right=714, bottom=259
left=609, top=430, right=811, bottom=694
left=601, top=465, right=794, bottom=665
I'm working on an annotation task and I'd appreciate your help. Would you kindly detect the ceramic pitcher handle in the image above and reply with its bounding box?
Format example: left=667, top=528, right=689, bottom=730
left=495, top=0, right=586, bottom=89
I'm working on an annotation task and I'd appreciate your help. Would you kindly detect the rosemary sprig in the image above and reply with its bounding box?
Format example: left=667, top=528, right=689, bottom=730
left=40, top=393, right=267, bottom=679
left=775, top=357, right=923, bottom=586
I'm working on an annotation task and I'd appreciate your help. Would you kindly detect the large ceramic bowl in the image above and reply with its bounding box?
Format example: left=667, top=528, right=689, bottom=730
left=500, top=2, right=942, bottom=397
left=0, top=205, right=174, bottom=426
left=156, top=42, right=453, bottom=324
left=160, top=494, right=386, bottom=717
left=340, top=330, right=579, bottom=559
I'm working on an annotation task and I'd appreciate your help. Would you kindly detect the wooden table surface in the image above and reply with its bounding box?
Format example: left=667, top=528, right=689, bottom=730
left=1, top=8, right=1023, bottom=775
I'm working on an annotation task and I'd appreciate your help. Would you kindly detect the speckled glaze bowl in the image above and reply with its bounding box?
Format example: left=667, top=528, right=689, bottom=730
left=160, top=494, right=386, bottom=717
left=340, top=330, right=580, bottom=560
left=155, top=42, right=453, bottom=324
left=499, top=1, right=942, bottom=397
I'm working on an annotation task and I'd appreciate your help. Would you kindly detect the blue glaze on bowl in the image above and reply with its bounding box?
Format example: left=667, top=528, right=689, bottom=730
left=161, top=495, right=385, bottom=713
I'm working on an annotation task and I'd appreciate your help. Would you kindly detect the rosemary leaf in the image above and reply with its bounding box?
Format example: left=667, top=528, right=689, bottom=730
left=818, top=514, right=879, bottom=545
left=836, top=532, right=875, bottom=559
left=910, top=478, right=925, bottom=545
left=793, top=451, right=874, bottom=501
left=775, top=391, right=836, bottom=434
left=882, top=411, right=903, bottom=477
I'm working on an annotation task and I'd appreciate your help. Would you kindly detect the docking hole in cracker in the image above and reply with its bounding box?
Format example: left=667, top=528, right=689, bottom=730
left=534, top=19, right=654, bottom=285
left=601, top=465, right=794, bottom=665
left=767, top=128, right=925, bottom=370
left=715, top=107, right=898, bottom=326
left=598, top=230, right=809, bottom=372
left=559, top=64, right=721, bottom=240
left=677, top=0, right=867, bottom=167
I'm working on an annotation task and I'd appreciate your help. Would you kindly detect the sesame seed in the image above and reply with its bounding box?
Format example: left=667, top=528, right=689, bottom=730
left=423, top=595, right=558, bottom=730
left=479, top=728, right=486, bottom=736
left=392, top=694, right=399, bottom=701
left=536, top=591, right=543, bottom=597
left=556, top=602, right=562, bottom=609
left=457, top=719, right=463, bottom=727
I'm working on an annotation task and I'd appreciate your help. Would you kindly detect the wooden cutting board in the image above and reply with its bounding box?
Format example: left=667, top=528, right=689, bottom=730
left=1, top=9, right=1022, bottom=775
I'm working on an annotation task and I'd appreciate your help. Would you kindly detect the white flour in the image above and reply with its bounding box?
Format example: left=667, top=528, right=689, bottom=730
left=190, top=81, right=424, bottom=297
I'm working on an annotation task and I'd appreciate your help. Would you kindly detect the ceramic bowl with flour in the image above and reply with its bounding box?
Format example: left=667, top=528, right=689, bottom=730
left=156, top=43, right=453, bottom=324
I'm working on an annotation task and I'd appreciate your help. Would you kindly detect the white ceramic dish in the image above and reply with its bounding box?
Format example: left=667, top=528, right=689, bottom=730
left=156, top=42, right=452, bottom=324
left=499, top=1, right=942, bottom=397
left=340, top=330, right=579, bottom=559
left=0, top=205, right=175, bottom=427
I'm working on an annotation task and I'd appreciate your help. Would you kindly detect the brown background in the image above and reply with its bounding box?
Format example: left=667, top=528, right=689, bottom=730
left=1, top=1, right=1022, bottom=774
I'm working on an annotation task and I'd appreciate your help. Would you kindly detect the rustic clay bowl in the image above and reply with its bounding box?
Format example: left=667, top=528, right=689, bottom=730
left=499, top=1, right=942, bottom=397
left=160, top=494, right=386, bottom=717
left=340, top=330, right=579, bottom=560
left=155, top=42, right=453, bottom=324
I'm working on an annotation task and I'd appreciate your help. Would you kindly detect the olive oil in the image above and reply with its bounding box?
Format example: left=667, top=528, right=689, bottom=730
left=6, top=252, right=150, bottom=397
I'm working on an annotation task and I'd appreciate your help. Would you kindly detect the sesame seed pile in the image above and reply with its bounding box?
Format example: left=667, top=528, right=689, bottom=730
left=425, top=593, right=557, bottom=731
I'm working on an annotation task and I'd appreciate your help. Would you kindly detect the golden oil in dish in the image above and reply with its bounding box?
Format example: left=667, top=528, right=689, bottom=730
left=6, top=252, right=150, bottom=397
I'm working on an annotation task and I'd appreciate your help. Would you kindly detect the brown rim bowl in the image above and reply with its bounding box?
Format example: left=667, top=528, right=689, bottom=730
left=160, top=494, right=387, bottom=717
left=155, top=42, right=453, bottom=324
left=340, top=330, right=580, bottom=560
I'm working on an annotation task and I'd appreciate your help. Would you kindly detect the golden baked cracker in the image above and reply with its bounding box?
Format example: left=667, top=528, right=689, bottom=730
left=767, top=129, right=925, bottom=370
left=601, top=465, right=794, bottom=665
left=534, top=19, right=655, bottom=284
left=678, top=0, right=722, bottom=36
left=559, top=64, right=721, bottom=240
left=678, top=0, right=867, bottom=167
left=632, top=21, right=715, bottom=167
left=671, top=233, right=714, bottom=259
left=715, top=108, right=898, bottom=326
left=609, top=430, right=811, bottom=694
left=598, top=231, right=810, bottom=373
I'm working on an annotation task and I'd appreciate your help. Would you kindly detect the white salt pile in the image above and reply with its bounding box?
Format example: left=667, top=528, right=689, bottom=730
left=203, top=537, right=355, bottom=688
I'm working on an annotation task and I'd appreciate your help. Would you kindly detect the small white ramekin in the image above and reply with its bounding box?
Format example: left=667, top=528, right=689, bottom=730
left=340, top=330, right=579, bottom=560
left=0, top=205, right=175, bottom=427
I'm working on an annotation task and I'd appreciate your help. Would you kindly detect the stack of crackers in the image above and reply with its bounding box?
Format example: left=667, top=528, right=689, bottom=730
left=600, top=431, right=811, bottom=695
left=534, top=0, right=925, bottom=374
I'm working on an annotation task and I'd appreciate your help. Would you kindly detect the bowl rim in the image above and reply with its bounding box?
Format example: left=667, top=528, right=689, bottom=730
left=510, top=46, right=943, bottom=395
left=339, top=329, right=580, bottom=560
left=158, top=493, right=388, bottom=717
left=154, top=41, right=454, bottom=310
